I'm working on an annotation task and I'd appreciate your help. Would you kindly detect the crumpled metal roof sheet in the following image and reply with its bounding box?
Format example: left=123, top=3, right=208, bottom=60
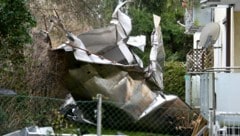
left=51, top=1, right=193, bottom=132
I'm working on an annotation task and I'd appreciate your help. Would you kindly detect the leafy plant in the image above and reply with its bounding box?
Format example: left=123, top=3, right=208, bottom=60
left=163, top=61, right=186, bottom=100
left=0, top=0, right=36, bottom=91
left=0, top=106, right=7, bottom=125
left=0, top=0, right=36, bottom=46
left=128, top=0, right=193, bottom=62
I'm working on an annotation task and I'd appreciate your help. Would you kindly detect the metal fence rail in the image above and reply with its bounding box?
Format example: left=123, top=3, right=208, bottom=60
left=215, top=113, right=240, bottom=136
left=0, top=95, right=201, bottom=136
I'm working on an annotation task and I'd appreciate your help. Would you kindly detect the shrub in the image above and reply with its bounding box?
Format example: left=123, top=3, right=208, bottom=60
left=163, top=61, right=186, bottom=100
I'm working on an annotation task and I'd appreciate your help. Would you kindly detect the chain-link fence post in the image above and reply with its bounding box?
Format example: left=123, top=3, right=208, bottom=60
left=97, top=94, right=102, bottom=136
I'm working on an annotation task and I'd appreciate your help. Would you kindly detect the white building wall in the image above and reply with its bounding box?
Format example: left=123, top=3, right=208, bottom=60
left=193, top=32, right=201, bottom=49
left=213, top=7, right=227, bottom=68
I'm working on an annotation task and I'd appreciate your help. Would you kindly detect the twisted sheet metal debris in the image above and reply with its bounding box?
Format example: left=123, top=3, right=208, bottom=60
left=51, top=0, right=192, bottom=128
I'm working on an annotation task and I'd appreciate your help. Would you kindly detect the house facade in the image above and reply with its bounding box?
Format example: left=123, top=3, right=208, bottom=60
left=185, top=0, right=240, bottom=135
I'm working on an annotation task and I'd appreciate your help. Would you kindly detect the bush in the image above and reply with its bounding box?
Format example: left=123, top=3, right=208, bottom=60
left=0, top=0, right=36, bottom=92
left=163, top=61, right=186, bottom=101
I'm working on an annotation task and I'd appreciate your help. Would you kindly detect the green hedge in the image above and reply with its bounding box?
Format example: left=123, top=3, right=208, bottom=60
left=163, top=61, right=186, bottom=101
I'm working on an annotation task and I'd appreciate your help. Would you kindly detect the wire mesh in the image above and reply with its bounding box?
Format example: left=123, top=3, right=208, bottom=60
left=0, top=95, right=200, bottom=136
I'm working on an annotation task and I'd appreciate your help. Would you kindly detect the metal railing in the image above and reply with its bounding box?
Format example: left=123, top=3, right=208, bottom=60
left=215, top=113, right=240, bottom=136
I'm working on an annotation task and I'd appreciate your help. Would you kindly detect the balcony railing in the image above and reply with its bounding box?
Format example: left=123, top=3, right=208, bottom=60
left=186, top=47, right=214, bottom=73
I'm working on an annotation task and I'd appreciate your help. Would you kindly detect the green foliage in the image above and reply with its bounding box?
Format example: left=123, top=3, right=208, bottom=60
left=0, top=0, right=36, bottom=46
left=0, top=0, right=36, bottom=91
left=128, top=0, right=192, bottom=61
left=128, top=7, right=153, bottom=66
left=129, top=8, right=153, bottom=36
left=98, top=0, right=118, bottom=26
left=0, top=96, right=66, bottom=134
left=0, top=106, right=7, bottom=125
left=99, top=0, right=193, bottom=62
left=163, top=61, right=186, bottom=100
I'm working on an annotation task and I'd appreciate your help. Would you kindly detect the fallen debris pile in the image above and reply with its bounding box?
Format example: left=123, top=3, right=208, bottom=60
left=38, top=1, right=198, bottom=135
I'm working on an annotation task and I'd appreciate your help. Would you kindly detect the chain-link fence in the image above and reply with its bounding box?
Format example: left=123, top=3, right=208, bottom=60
left=0, top=94, right=202, bottom=136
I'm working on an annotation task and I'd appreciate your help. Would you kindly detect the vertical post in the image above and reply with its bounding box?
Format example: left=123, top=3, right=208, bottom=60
left=208, top=109, right=214, bottom=136
left=185, top=74, right=192, bottom=106
left=208, top=73, right=215, bottom=136
left=226, top=7, right=231, bottom=70
left=97, top=94, right=102, bottom=136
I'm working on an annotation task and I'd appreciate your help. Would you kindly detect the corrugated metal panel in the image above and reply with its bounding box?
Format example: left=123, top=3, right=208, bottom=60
left=198, top=73, right=215, bottom=121
left=185, top=75, right=191, bottom=106
left=192, top=75, right=201, bottom=107
left=185, top=75, right=201, bottom=108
